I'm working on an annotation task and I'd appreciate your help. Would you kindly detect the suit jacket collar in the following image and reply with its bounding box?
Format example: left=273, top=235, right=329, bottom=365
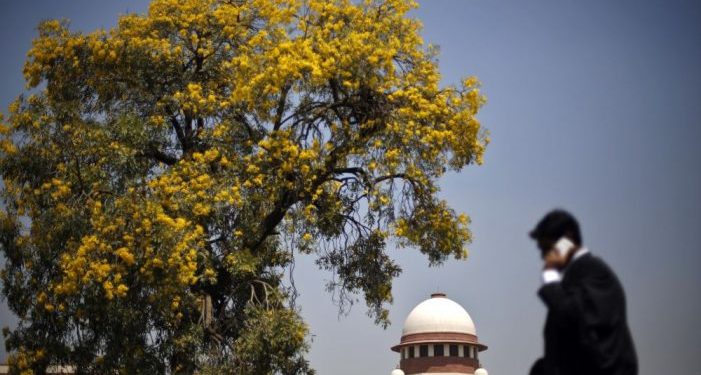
left=563, top=250, right=592, bottom=280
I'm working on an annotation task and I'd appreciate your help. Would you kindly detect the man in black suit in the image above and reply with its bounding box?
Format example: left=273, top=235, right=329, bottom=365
left=529, top=209, right=637, bottom=375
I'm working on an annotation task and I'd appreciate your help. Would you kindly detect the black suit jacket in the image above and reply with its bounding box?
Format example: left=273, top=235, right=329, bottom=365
left=531, top=253, right=638, bottom=375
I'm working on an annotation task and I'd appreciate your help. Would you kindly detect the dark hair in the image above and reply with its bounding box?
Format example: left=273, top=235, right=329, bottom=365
left=529, top=209, right=582, bottom=247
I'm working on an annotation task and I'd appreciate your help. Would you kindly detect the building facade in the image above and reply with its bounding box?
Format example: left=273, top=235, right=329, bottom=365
left=390, top=293, right=489, bottom=375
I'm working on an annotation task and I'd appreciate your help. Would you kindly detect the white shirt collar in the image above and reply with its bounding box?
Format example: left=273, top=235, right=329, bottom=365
left=572, top=246, right=589, bottom=262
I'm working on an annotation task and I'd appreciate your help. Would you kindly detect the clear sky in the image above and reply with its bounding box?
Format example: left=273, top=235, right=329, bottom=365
left=1, top=1, right=700, bottom=374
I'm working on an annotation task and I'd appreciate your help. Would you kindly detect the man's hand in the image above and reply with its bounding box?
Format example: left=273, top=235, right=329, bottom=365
left=543, top=249, right=566, bottom=270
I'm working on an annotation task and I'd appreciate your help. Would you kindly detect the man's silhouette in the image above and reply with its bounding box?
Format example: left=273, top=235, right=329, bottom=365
left=529, top=209, right=637, bottom=375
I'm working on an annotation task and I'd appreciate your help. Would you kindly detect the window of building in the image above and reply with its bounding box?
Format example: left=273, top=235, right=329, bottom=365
left=409, top=346, right=415, bottom=359
left=434, top=344, right=444, bottom=356
left=463, top=345, right=469, bottom=358
left=419, top=345, right=428, bottom=357
left=449, top=344, right=459, bottom=357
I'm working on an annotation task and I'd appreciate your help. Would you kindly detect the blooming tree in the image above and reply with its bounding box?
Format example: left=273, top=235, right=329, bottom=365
left=0, top=0, right=487, bottom=373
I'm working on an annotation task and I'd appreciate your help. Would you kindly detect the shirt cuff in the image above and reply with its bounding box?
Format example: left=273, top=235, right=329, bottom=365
left=542, top=269, right=562, bottom=284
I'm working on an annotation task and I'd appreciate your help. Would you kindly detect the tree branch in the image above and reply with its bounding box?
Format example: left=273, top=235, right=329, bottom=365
left=273, top=83, right=291, bottom=131
left=246, top=190, right=296, bottom=251
left=169, top=115, right=187, bottom=151
left=374, top=173, right=408, bottom=184
left=137, top=146, right=179, bottom=166
left=333, top=167, right=370, bottom=186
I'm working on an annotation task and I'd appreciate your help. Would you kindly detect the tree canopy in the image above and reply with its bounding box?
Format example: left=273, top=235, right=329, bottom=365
left=0, top=0, right=487, bottom=373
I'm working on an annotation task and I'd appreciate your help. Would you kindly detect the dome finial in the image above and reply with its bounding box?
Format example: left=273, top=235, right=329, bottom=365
left=430, top=292, right=446, bottom=298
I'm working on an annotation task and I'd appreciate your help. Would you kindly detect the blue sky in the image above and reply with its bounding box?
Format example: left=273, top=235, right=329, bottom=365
left=1, top=1, right=700, bottom=374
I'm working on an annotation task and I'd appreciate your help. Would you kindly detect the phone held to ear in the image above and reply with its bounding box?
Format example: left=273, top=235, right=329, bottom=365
left=554, top=237, right=575, bottom=257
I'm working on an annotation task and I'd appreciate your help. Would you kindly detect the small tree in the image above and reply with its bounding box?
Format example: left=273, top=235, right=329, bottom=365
left=0, top=0, right=487, bottom=373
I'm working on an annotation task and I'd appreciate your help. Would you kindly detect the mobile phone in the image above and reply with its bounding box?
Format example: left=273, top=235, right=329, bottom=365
left=554, top=237, right=575, bottom=257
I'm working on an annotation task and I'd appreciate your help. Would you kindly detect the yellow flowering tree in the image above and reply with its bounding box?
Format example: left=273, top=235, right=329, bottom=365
left=0, top=0, right=487, bottom=373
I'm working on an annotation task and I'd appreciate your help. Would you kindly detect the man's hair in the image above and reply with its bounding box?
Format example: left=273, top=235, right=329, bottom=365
left=529, top=209, right=582, bottom=246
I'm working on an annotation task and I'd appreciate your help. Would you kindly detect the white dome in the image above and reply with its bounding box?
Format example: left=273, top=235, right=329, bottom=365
left=390, top=369, right=405, bottom=375
left=475, top=369, right=488, bottom=375
left=402, top=293, right=476, bottom=336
